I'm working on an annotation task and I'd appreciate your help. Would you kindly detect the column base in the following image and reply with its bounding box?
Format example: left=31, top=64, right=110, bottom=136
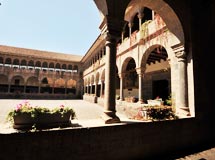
left=101, top=110, right=121, bottom=124
left=176, top=107, right=191, bottom=118
left=138, top=99, right=144, bottom=104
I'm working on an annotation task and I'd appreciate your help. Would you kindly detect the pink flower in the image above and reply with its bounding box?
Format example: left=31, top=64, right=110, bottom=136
left=15, top=104, right=22, bottom=111
left=60, top=105, right=64, bottom=109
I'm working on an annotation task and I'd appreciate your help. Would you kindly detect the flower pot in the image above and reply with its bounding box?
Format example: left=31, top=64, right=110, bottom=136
left=13, top=113, right=35, bottom=129
left=12, top=112, right=72, bottom=129
left=37, top=112, right=71, bottom=128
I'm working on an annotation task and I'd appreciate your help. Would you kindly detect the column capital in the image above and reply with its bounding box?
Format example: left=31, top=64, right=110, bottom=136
left=102, top=30, right=119, bottom=43
left=137, top=11, right=144, bottom=19
left=136, top=67, right=146, bottom=75
left=128, top=21, right=133, bottom=28
left=175, top=50, right=186, bottom=62
left=118, top=73, right=125, bottom=79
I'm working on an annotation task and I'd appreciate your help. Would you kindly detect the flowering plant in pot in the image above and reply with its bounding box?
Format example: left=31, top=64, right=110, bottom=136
left=6, top=100, right=76, bottom=130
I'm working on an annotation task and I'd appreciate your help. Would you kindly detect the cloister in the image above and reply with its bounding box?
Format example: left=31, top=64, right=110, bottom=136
left=82, top=0, right=194, bottom=121
left=0, top=46, right=82, bottom=99
left=0, top=0, right=214, bottom=159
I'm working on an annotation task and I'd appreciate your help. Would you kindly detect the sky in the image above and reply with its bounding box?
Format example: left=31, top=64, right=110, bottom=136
left=0, top=0, right=101, bottom=56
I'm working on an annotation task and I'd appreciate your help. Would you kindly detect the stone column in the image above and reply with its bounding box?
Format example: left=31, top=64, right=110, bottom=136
left=84, top=86, right=86, bottom=94
left=100, top=80, right=103, bottom=97
left=175, top=50, right=189, bottom=116
left=8, top=82, right=11, bottom=93
left=38, top=82, right=41, bottom=93
left=136, top=68, right=145, bottom=103
left=87, top=85, right=89, bottom=94
left=95, top=83, right=98, bottom=97
left=138, top=11, right=144, bottom=30
left=102, top=33, right=120, bottom=124
left=90, top=84, right=93, bottom=95
left=118, top=73, right=125, bottom=101
left=65, top=83, right=67, bottom=95
left=24, top=83, right=26, bottom=94
left=128, top=21, right=133, bottom=37
left=52, top=81, right=55, bottom=94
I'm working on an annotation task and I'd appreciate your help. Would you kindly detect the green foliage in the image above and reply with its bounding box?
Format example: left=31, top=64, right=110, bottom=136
left=165, top=94, right=172, bottom=106
left=141, top=105, right=178, bottom=121
left=6, top=100, right=76, bottom=123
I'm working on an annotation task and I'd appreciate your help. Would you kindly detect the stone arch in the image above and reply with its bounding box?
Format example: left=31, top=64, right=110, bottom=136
left=28, top=60, right=34, bottom=68
left=0, top=74, right=8, bottom=84
left=26, top=76, right=39, bottom=93
left=141, top=44, right=171, bottom=101
left=13, top=59, right=19, bottom=65
left=55, top=63, right=61, bottom=69
left=121, top=57, right=137, bottom=73
left=67, top=79, right=77, bottom=95
left=35, top=61, right=41, bottom=67
left=122, top=57, right=138, bottom=89
left=73, top=65, right=78, bottom=71
left=26, top=76, right=39, bottom=86
left=0, top=57, right=3, bottom=64
left=62, top=64, right=67, bottom=70
left=42, top=62, right=48, bottom=68
left=67, top=79, right=77, bottom=88
left=68, top=64, right=73, bottom=70
left=20, top=59, right=27, bottom=67
left=10, top=75, right=25, bottom=93
left=0, top=74, right=8, bottom=92
left=49, top=62, right=54, bottom=69
left=41, top=77, right=53, bottom=87
left=55, top=78, right=65, bottom=88
left=140, top=44, right=169, bottom=69
left=5, top=58, right=11, bottom=65
left=124, top=0, right=184, bottom=44
left=11, top=75, right=25, bottom=85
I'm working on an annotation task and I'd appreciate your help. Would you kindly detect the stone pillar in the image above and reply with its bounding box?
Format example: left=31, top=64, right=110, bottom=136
left=100, top=80, right=103, bottom=97
left=84, top=86, right=86, bottom=94
left=8, top=82, right=11, bottom=93
left=87, top=85, right=89, bottom=94
left=175, top=50, right=189, bottom=116
left=95, top=83, right=98, bottom=97
left=65, top=83, right=67, bottom=95
left=102, top=33, right=120, bottom=124
left=38, top=82, right=41, bottom=93
left=90, top=84, right=93, bottom=94
left=128, top=21, right=133, bottom=37
left=52, top=81, right=55, bottom=94
left=24, top=83, right=26, bottom=94
left=136, top=68, right=145, bottom=103
left=138, top=11, right=144, bottom=30
left=118, top=73, right=125, bottom=101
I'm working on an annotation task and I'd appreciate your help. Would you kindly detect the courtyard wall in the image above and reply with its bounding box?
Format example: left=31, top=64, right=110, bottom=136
left=0, top=117, right=214, bottom=160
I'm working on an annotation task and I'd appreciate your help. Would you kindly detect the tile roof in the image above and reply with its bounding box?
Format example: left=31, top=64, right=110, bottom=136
left=0, top=45, right=83, bottom=62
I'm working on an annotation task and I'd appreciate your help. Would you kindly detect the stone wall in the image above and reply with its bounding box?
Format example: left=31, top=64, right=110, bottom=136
left=0, top=118, right=214, bottom=160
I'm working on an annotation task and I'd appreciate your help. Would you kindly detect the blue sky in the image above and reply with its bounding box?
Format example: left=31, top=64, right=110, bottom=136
left=0, top=0, right=101, bottom=56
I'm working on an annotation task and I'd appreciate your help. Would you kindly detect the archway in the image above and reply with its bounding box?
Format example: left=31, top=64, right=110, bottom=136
left=121, top=57, right=138, bottom=101
left=10, top=75, right=25, bottom=93
left=26, top=76, right=39, bottom=93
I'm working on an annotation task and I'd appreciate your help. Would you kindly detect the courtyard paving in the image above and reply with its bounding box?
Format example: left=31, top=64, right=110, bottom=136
left=0, top=99, right=136, bottom=133
left=0, top=99, right=214, bottom=159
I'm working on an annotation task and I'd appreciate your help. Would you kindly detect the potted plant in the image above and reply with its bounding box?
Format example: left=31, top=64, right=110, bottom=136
left=7, top=100, right=76, bottom=130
